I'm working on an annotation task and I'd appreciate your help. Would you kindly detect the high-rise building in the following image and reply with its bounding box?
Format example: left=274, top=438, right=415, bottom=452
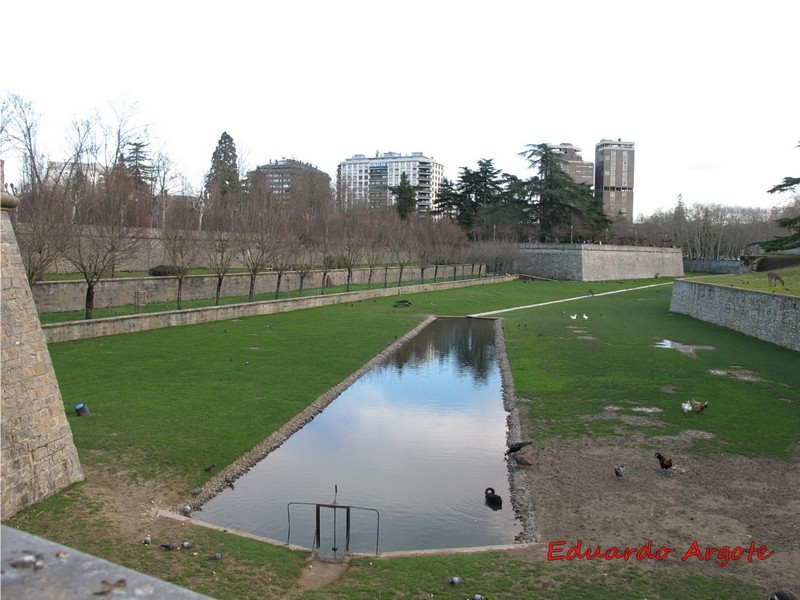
left=244, top=159, right=331, bottom=207
left=594, top=139, right=634, bottom=221
left=336, top=152, right=444, bottom=213
left=550, top=143, right=594, bottom=186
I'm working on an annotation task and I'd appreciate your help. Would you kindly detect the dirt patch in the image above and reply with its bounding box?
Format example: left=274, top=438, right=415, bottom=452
left=654, top=339, right=716, bottom=358
left=511, top=435, right=800, bottom=593
left=710, top=368, right=763, bottom=381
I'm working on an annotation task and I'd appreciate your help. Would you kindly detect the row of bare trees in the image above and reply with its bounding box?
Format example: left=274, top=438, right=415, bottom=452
left=610, top=196, right=800, bottom=259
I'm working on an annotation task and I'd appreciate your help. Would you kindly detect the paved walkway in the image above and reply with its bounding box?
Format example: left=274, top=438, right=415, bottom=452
left=468, top=282, right=673, bottom=318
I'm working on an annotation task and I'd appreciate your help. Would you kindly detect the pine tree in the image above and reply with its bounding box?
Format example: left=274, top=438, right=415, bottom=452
left=205, top=132, right=240, bottom=201
left=389, top=172, right=417, bottom=219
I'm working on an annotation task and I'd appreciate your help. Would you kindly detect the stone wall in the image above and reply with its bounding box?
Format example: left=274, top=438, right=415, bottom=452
left=30, top=265, right=473, bottom=314
left=669, top=279, right=800, bottom=352
left=1, top=201, right=84, bottom=519
left=514, top=244, right=683, bottom=281
left=42, top=275, right=515, bottom=343
left=683, top=259, right=748, bottom=274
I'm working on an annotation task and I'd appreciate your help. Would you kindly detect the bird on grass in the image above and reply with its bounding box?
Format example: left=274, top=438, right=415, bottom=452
left=448, top=576, right=464, bottom=586
left=655, top=452, right=673, bottom=473
left=505, top=441, right=532, bottom=455
left=161, top=543, right=176, bottom=551
left=484, top=487, right=502, bottom=509
left=393, top=299, right=412, bottom=308
left=511, top=453, right=533, bottom=467
left=142, top=535, right=151, bottom=546
left=180, top=541, right=194, bottom=550
left=690, top=399, right=709, bottom=413
left=205, top=464, right=216, bottom=473
left=583, top=313, right=589, bottom=320
left=615, top=464, right=625, bottom=478
left=225, top=477, right=235, bottom=490
left=209, top=553, right=224, bottom=561
left=570, top=314, right=577, bottom=320
left=468, top=595, right=488, bottom=600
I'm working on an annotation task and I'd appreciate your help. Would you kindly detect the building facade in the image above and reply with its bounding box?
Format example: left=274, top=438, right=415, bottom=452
left=594, top=139, right=635, bottom=221
left=551, top=143, right=594, bottom=186
left=245, top=159, right=331, bottom=207
left=336, top=152, right=444, bottom=213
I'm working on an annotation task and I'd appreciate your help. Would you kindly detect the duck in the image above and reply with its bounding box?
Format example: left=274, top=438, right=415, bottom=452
left=484, top=487, right=502, bottom=508
left=505, top=441, right=532, bottom=455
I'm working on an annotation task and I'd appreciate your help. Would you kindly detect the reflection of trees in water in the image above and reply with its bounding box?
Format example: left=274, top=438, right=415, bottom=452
left=384, top=318, right=496, bottom=384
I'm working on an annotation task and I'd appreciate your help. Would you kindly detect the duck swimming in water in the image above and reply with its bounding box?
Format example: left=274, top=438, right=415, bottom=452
left=484, top=487, right=502, bottom=509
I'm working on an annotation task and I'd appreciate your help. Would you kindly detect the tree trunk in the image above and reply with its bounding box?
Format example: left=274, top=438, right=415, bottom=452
left=248, top=273, right=257, bottom=302
left=274, top=271, right=283, bottom=300
left=398, top=265, right=405, bottom=287
left=319, top=269, right=330, bottom=295
left=177, top=276, right=184, bottom=310
left=433, top=264, right=439, bottom=282
left=84, top=281, right=96, bottom=320
left=346, top=268, right=353, bottom=292
left=367, top=267, right=374, bottom=288
left=214, top=275, right=224, bottom=306
left=298, top=275, right=305, bottom=297
left=383, top=266, right=389, bottom=288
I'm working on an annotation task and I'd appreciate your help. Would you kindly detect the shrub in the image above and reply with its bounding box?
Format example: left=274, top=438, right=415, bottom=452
left=148, top=265, right=180, bottom=277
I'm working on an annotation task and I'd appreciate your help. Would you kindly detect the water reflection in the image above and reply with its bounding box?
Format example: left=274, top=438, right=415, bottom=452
left=197, top=317, right=521, bottom=554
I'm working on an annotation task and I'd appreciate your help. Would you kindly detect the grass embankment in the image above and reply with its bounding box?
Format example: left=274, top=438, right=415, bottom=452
left=37, top=273, right=481, bottom=324
left=6, top=278, right=798, bottom=599
left=691, top=264, right=800, bottom=296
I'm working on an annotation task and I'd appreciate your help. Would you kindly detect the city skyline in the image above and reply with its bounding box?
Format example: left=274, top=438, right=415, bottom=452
left=2, top=1, right=797, bottom=219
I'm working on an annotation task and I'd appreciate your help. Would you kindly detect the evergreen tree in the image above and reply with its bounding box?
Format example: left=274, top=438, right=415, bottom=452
left=759, top=143, right=800, bottom=251
left=389, top=171, right=417, bottom=219
left=205, top=132, right=240, bottom=201
left=521, top=143, right=609, bottom=242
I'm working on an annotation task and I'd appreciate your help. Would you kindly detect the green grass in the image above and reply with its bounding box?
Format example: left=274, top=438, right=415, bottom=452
left=691, top=264, right=800, bottom=296
left=5, top=277, right=799, bottom=599
left=37, top=273, right=483, bottom=324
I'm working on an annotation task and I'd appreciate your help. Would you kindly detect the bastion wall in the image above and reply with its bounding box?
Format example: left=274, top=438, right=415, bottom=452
left=670, top=279, right=800, bottom=352
left=1, top=200, right=84, bottom=518
left=514, top=244, right=684, bottom=281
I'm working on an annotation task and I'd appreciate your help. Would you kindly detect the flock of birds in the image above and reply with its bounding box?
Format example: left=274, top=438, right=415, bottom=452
left=141, top=534, right=223, bottom=561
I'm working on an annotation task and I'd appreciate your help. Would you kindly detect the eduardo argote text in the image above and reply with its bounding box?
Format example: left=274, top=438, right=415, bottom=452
left=547, top=539, right=774, bottom=567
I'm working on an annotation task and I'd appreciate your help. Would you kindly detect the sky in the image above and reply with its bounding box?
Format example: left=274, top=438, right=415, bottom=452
left=2, top=0, right=798, bottom=218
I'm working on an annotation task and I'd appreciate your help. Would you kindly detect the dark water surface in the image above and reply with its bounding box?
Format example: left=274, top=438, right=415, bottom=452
left=197, top=317, right=521, bottom=554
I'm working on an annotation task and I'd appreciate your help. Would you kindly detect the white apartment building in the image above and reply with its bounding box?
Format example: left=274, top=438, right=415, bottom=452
left=336, top=152, right=444, bottom=213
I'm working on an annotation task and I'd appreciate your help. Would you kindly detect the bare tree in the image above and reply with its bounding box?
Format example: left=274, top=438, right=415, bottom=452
left=340, top=207, right=368, bottom=291
left=270, top=211, right=294, bottom=300
left=202, top=201, right=239, bottom=305
left=160, top=198, right=200, bottom=310
left=387, top=213, right=416, bottom=287
left=1, top=94, right=89, bottom=282
left=237, top=196, right=275, bottom=301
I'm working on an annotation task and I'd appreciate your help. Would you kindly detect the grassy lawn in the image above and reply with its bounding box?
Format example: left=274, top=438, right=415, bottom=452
left=5, top=277, right=798, bottom=599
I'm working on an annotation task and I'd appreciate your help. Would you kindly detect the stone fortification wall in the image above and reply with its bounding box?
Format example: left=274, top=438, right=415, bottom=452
left=31, top=265, right=471, bottom=314
left=670, top=279, right=800, bottom=352
left=1, top=203, right=84, bottom=519
left=43, top=275, right=515, bottom=343
left=683, top=259, right=748, bottom=274
left=514, top=244, right=683, bottom=281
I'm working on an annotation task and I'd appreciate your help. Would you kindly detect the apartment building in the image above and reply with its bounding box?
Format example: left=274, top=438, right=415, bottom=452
left=336, top=152, right=444, bottom=213
left=550, top=143, right=594, bottom=186
left=594, top=139, right=635, bottom=221
left=244, top=159, right=331, bottom=207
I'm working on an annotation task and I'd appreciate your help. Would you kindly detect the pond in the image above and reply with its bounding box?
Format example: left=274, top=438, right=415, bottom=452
left=196, top=317, right=522, bottom=555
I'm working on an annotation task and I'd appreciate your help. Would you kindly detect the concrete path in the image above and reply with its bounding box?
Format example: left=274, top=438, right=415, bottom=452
left=468, top=282, right=673, bottom=318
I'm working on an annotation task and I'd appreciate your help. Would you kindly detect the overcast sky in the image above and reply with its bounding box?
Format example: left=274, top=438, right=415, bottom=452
left=3, top=0, right=798, bottom=218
